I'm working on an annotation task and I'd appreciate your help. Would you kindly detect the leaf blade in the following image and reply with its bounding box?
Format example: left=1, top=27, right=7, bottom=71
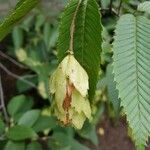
left=113, top=14, right=150, bottom=147
left=0, top=0, right=39, bottom=41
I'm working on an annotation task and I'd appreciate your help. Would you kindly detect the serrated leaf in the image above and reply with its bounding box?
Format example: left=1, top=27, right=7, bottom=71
left=113, top=14, right=150, bottom=147
left=57, top=0, right=102, bottom=100
left=0, top=0, right=39, bottom=41
left=106, top=64, right=120, bottom=116
left=138, top=1, right=150, bottom=14
left=18, top=110, right=40, bottom=127
left=4, top=141, right=25, bottom=150
left=7, top=125, right=37, bottom=141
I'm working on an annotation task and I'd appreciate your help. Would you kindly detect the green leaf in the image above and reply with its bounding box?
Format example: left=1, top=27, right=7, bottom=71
left=138, top=1, right=150, bottom=14
left=32, top=116, right=57, bottom=132
left=48, top=132, right=89, bottom=150
left=79, top=123, right=98, bottom=145
left=0, top=0, right=39, bottom=41
left=0, top=140, right=7, bottom=150
left=12, top=26, right=24, bottom=49
left=16, top=75, right=38, bottom=93
left=18, top=110, right=40, bottom=127
left=106, top=64, right=120, bottom=116
left=57, top=0, right=102, bottom=100
left=26, top=141, right=42, bottom=150
left=7, top=95, right=33, bottom=117
left=4, top=141, right=25, bottom=150
left=0, top=117, right=5, bottom=134
left=113, top=14, right=150, bottom=147
left=7, top=125, right=37, bottom=141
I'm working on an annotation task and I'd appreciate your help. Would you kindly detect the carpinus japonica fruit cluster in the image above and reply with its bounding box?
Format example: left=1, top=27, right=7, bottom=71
left=49, top=54, right=91, bottom=129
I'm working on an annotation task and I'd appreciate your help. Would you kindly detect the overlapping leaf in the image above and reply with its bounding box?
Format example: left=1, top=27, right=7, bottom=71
left=113, top=14, right=150, bottom=148
left=57, top=0, right=102, bottom=100
left=0, top=0, right=39, bottom=41
left=138, top=1, right=150, bottom=14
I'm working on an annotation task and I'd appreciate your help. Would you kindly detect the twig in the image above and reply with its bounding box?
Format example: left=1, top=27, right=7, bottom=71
left=101, top=8, right=119, bottom=17
left=118, top=0, right=122, bottom=16
left=0, top=51, right=27, bottom=69
left=0, top=63, right=37, bottom=89
left=0, top=75, right=9, bottom=123
left=109, top=0, right=113, bottom=14
left=22, top=74, right=37, bottom=79
left=0, top=105, right=3, bottom=109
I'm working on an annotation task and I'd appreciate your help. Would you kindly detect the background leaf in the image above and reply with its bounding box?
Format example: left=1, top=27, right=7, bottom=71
left=0, top=0, right=39, bottom=41
left=4, top=141, right=25, bottom=150
left=7, top=95, right=33, bottom=119
left=26, top=141, right=42, bottom=150
left=57, top=0, right=102, bottom=100
left=7, top=125, right=37, bottom=141
left=0, top=117, right=5, bottom=135
left=32, top=116, right=57, bottom=133
left=106, top=64, right=120, bottom=116
left=138, top=1, right=150, bottom=14
left=18, top=110, right=40, bottom=127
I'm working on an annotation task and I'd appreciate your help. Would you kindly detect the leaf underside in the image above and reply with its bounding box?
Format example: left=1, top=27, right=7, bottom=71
left=57, top=0, right=102, bottom=100
left=113, top=14, right=150, bottom=147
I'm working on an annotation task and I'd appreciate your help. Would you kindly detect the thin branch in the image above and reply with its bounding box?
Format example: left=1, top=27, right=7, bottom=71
left=0, top=51, right=27, bottom=69
left=101, top=8, right=119, bottom=17
left=0, top=75, right=9, bottom=123
left=109, top=0, right=113, bottom=14
left=118, top=0, right=123, bottom=16
left=0, top=105, right=3, bottom=109
left=0, top=63, right=37, bottom=89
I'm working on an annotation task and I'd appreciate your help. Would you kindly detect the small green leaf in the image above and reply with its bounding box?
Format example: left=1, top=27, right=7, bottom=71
left=49, top=132, right=89, bottom=150
left=43, top=22, right=51, bottom=49
left=0, top=0, right=39, bottom=41
left=48, top=132, right=72, bottom=150
left=71, top=140, right=89, bottom=150
left=7, top=125, right=37, bottom=141
left=26, top=141, right=42, bottom=150
left=7, top=95, right=33, bottom=117
left=0, top=117, right=5, bottom=134
left=12, top=26, right=23, bottom=49
left=79, top=123, right=98, bottom=146
left=18, top=110, right=40, bottom=127
left=16, top=75, right=38, bottom=93
left=4, top=141, right=25, bottom=150
left=32, top=116, right=57, bottom=132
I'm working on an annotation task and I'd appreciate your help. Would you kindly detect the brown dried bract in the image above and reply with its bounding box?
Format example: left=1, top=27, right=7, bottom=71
left=62, top=80, right=75, bottom=125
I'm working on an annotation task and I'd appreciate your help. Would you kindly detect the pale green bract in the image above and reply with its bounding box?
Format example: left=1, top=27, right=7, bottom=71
left=49, top=54, right=91, bottom=129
